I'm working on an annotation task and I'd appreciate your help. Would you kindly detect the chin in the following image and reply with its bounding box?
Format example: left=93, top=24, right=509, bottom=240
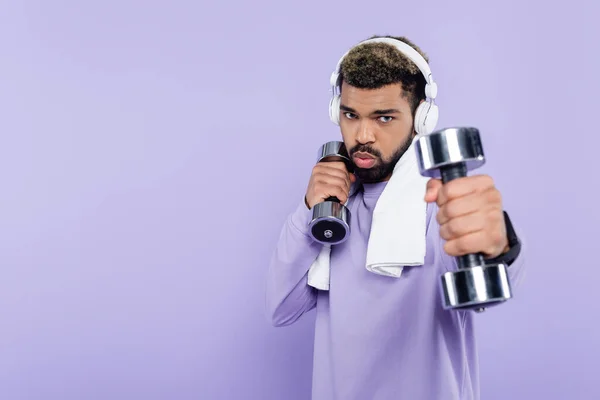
left=356, top=172, right=383, bottom=183
left=354, top=163, right=394, bottom=183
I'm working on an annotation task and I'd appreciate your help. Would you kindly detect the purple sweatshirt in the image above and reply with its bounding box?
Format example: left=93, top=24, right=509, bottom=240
left=265, top=180, right=526, bottom=400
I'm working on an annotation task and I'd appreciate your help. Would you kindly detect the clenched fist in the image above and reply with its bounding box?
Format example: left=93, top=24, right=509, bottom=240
left=424, top=174, right=510, bottom=259
left=305, top=161, right=356, bottom=209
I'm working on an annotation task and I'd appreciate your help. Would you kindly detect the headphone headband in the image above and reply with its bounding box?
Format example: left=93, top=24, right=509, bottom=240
left=331, top=37, right=437, bottom=99
left=328, top=36, right=439, bottom=135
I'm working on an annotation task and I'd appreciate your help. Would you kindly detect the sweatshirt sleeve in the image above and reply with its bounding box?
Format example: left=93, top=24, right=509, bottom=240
left=265, top=199, right=324, bottom=327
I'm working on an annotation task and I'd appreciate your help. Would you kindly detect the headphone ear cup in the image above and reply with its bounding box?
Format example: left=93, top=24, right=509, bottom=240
left=414, top=101, right=438, bottom=135
left=423, top=103, right=439, bottom=135
left=329, top=95, right=341, bottom=125
left=330, top=71, right=339, bottom=88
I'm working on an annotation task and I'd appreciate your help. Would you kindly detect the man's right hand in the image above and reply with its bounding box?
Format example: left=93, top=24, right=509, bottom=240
left=305, top=162, right=356, bottom=209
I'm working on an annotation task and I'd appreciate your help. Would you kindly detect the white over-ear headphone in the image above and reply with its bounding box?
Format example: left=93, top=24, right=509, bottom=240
left=328, top=37, right=439, bottom=136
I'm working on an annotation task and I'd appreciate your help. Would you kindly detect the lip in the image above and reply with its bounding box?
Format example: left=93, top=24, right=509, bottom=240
left=353, top=153, right=377, bottom=169
left=353, top=152, right=376, bottom=159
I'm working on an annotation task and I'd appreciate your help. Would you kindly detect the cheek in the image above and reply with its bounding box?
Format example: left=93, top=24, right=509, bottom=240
left=339, top=126, right=356, bottom=147
left=380, top=124, right=413, bottom=158
left=378, top=134, right=402, bottom=152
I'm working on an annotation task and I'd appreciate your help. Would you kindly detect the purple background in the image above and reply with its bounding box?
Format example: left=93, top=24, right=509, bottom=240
left=1, top=1, right=598, bottom=399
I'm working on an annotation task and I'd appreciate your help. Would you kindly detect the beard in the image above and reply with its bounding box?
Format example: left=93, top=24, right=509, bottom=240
left=348, top=134, right=413, bottom=183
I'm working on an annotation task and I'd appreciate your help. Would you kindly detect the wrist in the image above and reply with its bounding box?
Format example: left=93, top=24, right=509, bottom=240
left=486, top=211, right=521, bottom=266
left=290, top=197, right=314, bottom=235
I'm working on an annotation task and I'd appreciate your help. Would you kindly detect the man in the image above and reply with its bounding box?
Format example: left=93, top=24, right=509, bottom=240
left=265, top=35, right=525, bottom=400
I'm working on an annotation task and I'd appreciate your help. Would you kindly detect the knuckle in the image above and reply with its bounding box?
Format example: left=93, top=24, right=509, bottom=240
left=436, top=209, right=444, bottom=224
left=439, top=225, right=451, bottom=240
left=444, top=181, right=458, bottom=199
left=486, top=239, right=500, bottom=254
left=494, top=210, right=504, bottom=224
left=327, top=166, right=343, bottom=178
left=444, top=201, right=459, bottom=219
left=446, top=220, right=459, bottom=237
left=455, top=237, right=470, bottom=253
left=312, top=171, right=324, bottom=182
left=482, top=174, right=494, bottom=187
left=492, top=229, right=504, bottom=245
left=487, top=188, right=501, bottom=203
left=495, top=191, right=503, bottom=205
left=486, top=210, right=502, bottom=228
left=330, top=161, right=346, bottom=171
left=444, top=240, right=457, bottom=256
left=439, top=188, right=451, bottom=204
left=332, top=176, right=344, bottom=188
left=443, top=240, right=452, bottom=255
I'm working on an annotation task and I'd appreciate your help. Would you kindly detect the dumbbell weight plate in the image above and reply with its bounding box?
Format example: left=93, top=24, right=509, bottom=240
left=308, top=199, right=351, bottom=245
left=415, top=127, right=485, bottom=179
left=317, top=141, right=351, bottom=164
left=440, top=262, right=512, bottom=311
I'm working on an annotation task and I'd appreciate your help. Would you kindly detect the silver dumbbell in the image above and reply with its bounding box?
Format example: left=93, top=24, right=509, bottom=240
left=414, top=127, right=512, bottom=312
left=308, top=141, right=352, bottom=245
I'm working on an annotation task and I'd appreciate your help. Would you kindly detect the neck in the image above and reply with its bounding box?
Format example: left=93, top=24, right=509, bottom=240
left=361, top=180, right=388, bottom=197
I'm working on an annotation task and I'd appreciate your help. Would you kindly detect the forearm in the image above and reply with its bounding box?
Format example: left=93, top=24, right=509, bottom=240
left=265, top=200, right=322, bottom=327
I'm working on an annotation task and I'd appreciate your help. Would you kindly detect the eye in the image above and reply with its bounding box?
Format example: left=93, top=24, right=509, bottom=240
left=378, top=116, right=394, bottom=123
left=343, top=112, right=357, bottom=119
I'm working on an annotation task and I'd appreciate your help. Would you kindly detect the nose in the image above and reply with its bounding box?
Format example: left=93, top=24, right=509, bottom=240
left=355, top=120, right=375, bottom=144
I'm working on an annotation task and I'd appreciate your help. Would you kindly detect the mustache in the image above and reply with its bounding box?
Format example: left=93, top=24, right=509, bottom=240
left=349, top=144, right=381, bottom=158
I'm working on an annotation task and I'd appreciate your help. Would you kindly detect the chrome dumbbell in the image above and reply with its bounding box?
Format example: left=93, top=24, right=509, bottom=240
left=415, top=127, right=512, bottom=312
left=308, top=141, right=353, bottom=245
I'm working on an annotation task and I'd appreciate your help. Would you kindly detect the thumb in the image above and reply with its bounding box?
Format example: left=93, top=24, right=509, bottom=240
left=349, top=173, right=357, bottom=183
left=424, top=178, right=442, bottom=203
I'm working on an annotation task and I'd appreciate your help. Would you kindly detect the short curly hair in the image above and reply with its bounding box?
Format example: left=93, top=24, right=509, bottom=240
left=338, top=35, right=429, bottom=115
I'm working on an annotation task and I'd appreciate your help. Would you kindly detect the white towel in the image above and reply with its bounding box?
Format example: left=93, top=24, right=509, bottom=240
left=307, top=138, right=430, bottom=290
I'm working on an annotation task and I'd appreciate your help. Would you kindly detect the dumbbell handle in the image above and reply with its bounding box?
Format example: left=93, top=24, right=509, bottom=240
left=318, top=153, right=348, bottom=205
left=440, top=162, right=486, bottom=270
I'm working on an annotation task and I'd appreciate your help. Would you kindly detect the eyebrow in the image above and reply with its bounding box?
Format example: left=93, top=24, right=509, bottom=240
left=340, top=104, right=401, bottom=116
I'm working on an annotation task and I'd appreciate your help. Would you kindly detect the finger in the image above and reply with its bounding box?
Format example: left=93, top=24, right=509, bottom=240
left=438, top=211, right=487, bottom=241
left=317, top=182, right=349, bottom=203
left=325, top=162, right=355, bottom=185
left=316, top=163, right=352, bottom=183
left=436, top=188, right=499, bottom=225
left=321, top=161, right=351, bottom=174
left=443, top=230, right=490, bottom=257
left=315, top=172, right=350, bottom=193
left=424, top=178, right=442, bottom=203
left=324, top=166, right=355, bottom=190
left=436, top=174, right=495, bottom=207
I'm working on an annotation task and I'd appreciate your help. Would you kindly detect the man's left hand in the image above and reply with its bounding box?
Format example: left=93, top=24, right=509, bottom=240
left=424, top=174, right=509, bottom=259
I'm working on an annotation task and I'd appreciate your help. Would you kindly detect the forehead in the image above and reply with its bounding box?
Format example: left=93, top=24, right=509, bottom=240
left=340, top=82, right=410, bottom=111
